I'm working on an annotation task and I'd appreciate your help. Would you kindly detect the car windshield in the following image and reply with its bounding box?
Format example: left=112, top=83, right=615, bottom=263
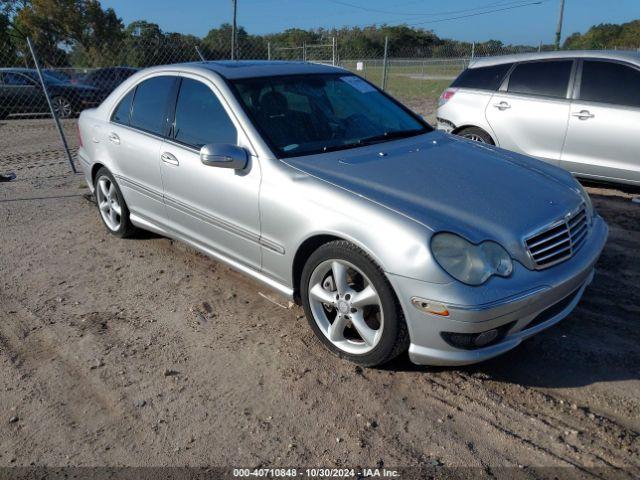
left=230, top=73, right=431, bottom=158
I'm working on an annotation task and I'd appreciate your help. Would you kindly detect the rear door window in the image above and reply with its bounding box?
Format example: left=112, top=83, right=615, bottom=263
left=172, top=78, right=237, bottom=148
left=579, top=60, right=640, bottom=107
left=450, top=63, right=513, bottom=91
left=507, top=60, right=573, bottom=98
left=129, top=76, right=176, bottom=136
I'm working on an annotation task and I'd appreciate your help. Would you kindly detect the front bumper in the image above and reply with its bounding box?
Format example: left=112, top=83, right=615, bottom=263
left=388, top=216, right=608, bottom=366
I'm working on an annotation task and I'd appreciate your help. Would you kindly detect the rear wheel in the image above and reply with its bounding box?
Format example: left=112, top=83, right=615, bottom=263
left=94, top=167, right=137, bottom=238
left=301, top=240, right=409, bottom=367
left=456, top=126, right=494, bottom=145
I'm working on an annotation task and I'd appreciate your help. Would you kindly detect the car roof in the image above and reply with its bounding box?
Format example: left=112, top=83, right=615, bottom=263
left=0, top=68, right=35, bottom=73
left=469, top=50, right=640, bottom=69
left=182, top=60, right=346, bottom=79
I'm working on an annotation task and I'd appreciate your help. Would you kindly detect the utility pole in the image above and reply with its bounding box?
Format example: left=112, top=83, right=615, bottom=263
left=231, top=0, right=237, bottom=60
left=554, top=0, right=565, bottom=50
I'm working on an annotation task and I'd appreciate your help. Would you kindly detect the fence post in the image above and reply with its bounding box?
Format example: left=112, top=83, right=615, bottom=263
left=26, top=37, right=76, bottom=174
left=332, top=36, right=336, bottom=66
left=381, top=36, right=389, bottom=91
left=471, top=42, right=475, bottom=59
left=267, top=42, right=271, bottom=60
left=195, top=46, right=206, bottom=61
left=303, top=42, right=307, bottom=62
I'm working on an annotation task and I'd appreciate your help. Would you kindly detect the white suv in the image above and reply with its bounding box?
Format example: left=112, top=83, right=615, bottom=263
left=436, top=51, right=640, bottom=186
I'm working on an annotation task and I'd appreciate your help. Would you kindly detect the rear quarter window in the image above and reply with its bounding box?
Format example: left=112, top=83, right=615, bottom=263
left=450, top=63, right=513, bottom=91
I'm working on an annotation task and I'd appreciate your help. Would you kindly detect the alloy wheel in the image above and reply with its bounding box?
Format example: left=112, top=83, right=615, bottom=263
left=308, top=259, right=384, bottom=354
left=52, top=97, right=73, bottom=118
left=463, top=133, right=486, bottom=143
left=96, top=176, right=122, bottom=232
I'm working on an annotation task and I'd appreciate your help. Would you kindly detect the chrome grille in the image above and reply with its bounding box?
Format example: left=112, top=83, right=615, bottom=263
left=525, top=205, right=589, bottom=269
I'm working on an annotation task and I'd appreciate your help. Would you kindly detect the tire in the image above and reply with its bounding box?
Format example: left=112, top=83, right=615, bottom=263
left=301, top=240, right=409, bottom=367
left=94, top=167, right=137, bottom=238
left=456, top=126, right=494, bottom=145
left=51, top=96, right=74, bottom=119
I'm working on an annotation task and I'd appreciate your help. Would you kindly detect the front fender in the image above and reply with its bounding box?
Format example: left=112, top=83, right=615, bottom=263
left=258, top=160, right=451, bottom=289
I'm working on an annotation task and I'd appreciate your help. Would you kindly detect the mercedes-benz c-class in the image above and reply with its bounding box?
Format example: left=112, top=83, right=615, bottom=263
left=77, top=61, right=608, bottom=366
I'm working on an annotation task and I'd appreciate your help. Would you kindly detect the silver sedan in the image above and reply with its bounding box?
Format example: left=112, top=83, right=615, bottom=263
left=78, top=61, right=608, bottom=367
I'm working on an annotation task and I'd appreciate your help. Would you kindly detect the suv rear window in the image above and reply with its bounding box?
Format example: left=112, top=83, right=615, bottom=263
left=450, top=64, right=513, bottom=91
left=507, top=60, right=572, bottom=98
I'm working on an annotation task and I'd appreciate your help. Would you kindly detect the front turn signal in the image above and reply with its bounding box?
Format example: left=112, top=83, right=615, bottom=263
left=411, top=297, right=450, bottom=317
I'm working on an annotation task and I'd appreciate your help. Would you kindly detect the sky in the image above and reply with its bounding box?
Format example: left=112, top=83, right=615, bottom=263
left=100, top=0, right=640, bottom=45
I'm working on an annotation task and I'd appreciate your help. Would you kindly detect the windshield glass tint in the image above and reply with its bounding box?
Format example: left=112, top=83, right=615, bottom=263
left=231, top=74, right=430, bottom=157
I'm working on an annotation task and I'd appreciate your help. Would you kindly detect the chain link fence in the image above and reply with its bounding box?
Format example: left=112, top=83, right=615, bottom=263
left=1, top=30, right=639, bottom=179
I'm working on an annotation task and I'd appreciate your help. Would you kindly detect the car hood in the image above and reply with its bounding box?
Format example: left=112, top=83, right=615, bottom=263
left=284, top=131, right=583, bottom=263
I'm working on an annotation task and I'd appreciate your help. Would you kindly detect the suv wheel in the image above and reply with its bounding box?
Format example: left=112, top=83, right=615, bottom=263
left=301, top=240, right=409, bottom=367
left=457, top=126, right=494, bottom=144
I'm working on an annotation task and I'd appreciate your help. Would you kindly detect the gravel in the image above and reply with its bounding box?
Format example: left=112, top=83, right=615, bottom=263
left=0, top=118, right=638, bottom=473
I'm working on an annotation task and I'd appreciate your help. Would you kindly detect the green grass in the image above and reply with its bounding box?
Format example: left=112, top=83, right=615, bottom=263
left=339, top=62, right=461, bottom=104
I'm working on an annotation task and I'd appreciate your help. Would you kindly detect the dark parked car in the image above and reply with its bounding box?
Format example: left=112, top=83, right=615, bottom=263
left=79, top=67, right=138, bottom=102
left=44, top=69, right=78, bottom=84
left=0, top=68, right=100, bottom=119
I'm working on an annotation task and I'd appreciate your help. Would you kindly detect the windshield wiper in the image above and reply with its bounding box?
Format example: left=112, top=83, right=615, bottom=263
left=319, top=128, right=426, bottom=154
left=356, top=128, right=426, bottom=146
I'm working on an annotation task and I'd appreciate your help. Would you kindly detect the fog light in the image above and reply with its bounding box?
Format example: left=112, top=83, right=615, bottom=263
left=411, top=297, right=449, bottom=316
left=441, top=322, right=515, bottom=350
left=474, top=329, right=499, bottom=347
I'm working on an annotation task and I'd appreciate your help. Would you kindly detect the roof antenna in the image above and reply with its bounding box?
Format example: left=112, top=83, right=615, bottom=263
left=195, top=46, right=206, bottom=62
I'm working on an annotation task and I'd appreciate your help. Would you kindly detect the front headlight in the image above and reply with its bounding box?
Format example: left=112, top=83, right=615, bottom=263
left=431, top=233, right=513, bottom=286
left=575, top=182, right=594, bottom=222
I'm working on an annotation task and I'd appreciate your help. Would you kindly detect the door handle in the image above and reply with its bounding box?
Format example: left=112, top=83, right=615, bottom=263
left=493, top=101, right=511, bottom=111
left=108, top=132, right=120, bottom=144
left=572, top=110, right=595, bottom=120
left=161, top=152, right=179, bottom=166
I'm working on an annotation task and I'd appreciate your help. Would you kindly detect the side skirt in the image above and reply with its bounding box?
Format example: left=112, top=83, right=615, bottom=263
left=129, top=212, right=294, bottom=299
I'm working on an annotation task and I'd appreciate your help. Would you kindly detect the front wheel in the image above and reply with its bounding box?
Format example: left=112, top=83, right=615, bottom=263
left=301, top=241, right=409, bottom=367
left=456, top=126, right=494, bottom=145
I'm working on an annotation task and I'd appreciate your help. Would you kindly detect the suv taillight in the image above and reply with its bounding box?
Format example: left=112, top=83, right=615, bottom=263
left=438, top=88, right=456, bottom=107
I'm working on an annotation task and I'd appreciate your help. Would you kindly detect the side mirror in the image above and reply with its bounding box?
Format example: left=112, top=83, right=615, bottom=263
left=200, top=144, right=248, bottom=170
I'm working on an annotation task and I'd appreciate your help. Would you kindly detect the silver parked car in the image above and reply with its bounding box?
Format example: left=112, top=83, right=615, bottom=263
left=437, top=51, right=640, bottom=186
left=77, top=61, right=608, bottom=367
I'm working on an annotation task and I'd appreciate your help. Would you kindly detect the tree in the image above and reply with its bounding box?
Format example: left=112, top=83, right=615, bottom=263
left=8, top=0, right=124, bottom=66
left=563, top=19, right=640, bottom=50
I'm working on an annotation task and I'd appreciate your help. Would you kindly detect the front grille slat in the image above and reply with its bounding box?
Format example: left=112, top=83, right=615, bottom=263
left=525, top=205, right=590, bottom=270
left=527, top=227, right=570, bottom=249
left=568, top=211, right=586, bottom=228
left=534, top=247, right=572, bottom=264
left=530, top=236, right=570, bottom=257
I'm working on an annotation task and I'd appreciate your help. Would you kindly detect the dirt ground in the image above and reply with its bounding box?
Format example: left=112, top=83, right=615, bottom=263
left=0, top=119, right=639, bottom=477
